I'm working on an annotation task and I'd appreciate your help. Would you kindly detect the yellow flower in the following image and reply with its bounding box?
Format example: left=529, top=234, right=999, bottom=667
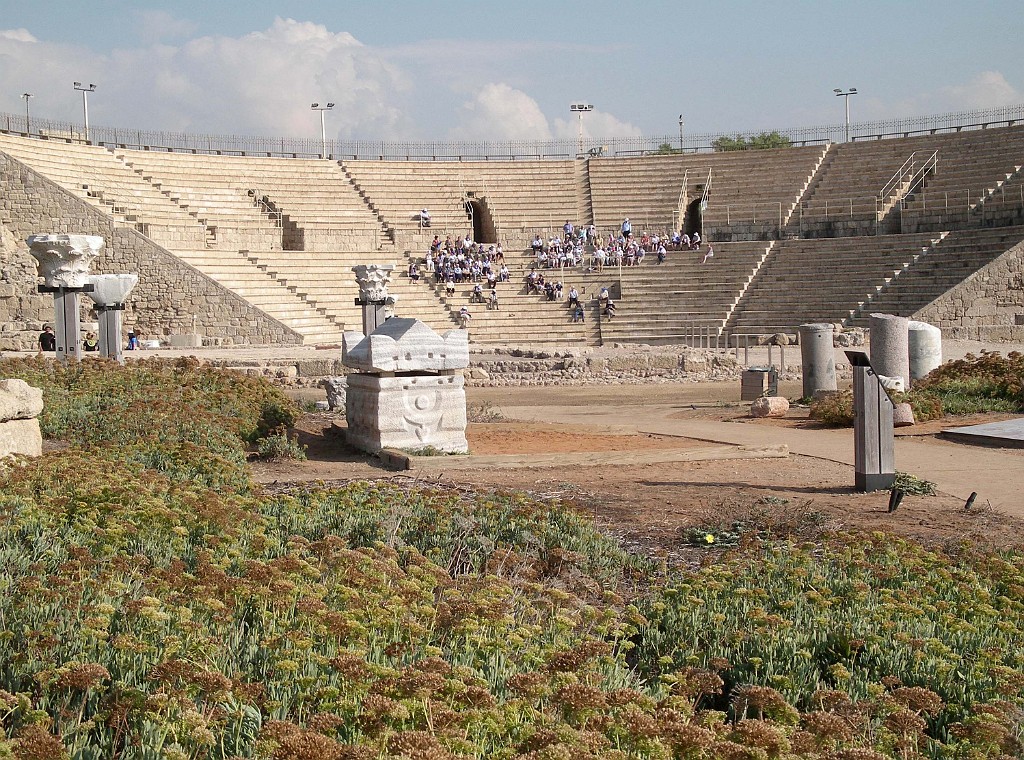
left=705, top=534, right=715, bottom=544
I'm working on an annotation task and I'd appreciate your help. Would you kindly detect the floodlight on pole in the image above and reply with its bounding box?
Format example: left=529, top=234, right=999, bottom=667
left=311, top=102, right=335, bottom=159
left=20, top=93, right=32, bottom=134
left=833, top=88, right=858, bottom=143
left=73, top=82, right=97, bottom=142
left=569, top=103, right=593, bottom=157
left=678, top=114, right=684, bottom=152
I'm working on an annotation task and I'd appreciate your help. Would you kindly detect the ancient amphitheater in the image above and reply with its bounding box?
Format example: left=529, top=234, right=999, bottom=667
left=1, top=115, right=1022, bottom=350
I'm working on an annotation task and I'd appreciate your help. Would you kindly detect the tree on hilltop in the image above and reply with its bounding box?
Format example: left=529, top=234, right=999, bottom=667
left=712, top=131, right=793, bottom=151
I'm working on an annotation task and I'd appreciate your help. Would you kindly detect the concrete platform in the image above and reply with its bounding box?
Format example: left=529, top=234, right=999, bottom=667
left=388, top=443, right=788, bottom=471
left=941, top=417, right=1024, bottom=448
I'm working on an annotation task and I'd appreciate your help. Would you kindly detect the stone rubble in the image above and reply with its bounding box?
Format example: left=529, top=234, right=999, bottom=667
left=0, top=378, right=43, bottom=458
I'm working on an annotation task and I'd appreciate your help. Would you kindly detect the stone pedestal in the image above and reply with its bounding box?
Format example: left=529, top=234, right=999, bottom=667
left=345, top=373, right=468, bottom=454
left=51, top=287, right=85, bottom=363
left=343, top=316, right=470, bottom=455
left=908, top=320, right=942, bottom=382
left=799, top=323, right=837, bottom=399
left=869, top=313, right=910, bottom=389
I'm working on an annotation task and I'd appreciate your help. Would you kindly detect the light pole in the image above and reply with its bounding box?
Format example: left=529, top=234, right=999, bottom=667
left=73, top=82, right=97, bottom=142
left=20, top=92, right=32, bottom=134
left=833, top=88, right=857, bottom=143
left=678, top=114, right=684, bottom=152
left=311, top=102, right=335, bottom=159
left=569, top=102, right=593, bottom=156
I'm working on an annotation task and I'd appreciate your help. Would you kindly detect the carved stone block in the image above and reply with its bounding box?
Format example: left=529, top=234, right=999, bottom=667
left=343, top=318, right=469, bottom=373
left=345, top=373, right=468, bottom=454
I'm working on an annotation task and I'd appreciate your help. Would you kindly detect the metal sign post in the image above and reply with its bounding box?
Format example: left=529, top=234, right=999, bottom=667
left=846, top=351, right=896, bottom=492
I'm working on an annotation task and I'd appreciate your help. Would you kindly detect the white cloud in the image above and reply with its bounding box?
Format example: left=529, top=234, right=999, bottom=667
left=449, top=83, right=553, bottom=140
left=120, top=18, right=410, bottom=138
left=940, top=71, right=1022, bottom=111
left=0, top=20, right=643, bottom=142
left=0, top=28, right=37, bottom=43
left=552, top=110, right=643, bottom=140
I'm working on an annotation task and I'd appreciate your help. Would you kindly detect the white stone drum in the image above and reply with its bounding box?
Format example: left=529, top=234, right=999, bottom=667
left=869, top=313, right=910, bottom=389
left=908, top=320, right=942, bottom=381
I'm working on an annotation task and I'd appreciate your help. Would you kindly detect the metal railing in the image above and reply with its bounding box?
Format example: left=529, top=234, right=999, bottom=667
left=699, top=169, right=712, bottom=238
left=728, top=333, right=790, bottom=368
left=878, top=152, right=919, bottom=204
left=4, top=103, right=1024, bottom=161
left=705, top=202, right=784, bottom=234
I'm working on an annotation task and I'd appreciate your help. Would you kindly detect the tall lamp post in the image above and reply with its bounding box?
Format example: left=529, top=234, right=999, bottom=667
left=311, top=102, right=335, bottom=159
left=569, top=102, right=593, bottom=156
left=678, top=114, right=684, bottom=152
left=833, top=88, right=857, bottom=143
left=20, top=92, right=32, bottom=134
left=73, top=82, right=97, bottom=142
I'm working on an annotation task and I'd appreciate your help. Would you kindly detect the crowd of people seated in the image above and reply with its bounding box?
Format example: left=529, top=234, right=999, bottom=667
left=425, top=234, right=509, bottom=288
left=404, top=215, right=713, bottom=330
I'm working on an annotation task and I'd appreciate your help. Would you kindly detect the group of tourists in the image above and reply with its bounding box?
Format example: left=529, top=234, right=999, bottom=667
left=408, top=215, right=716, bottom=329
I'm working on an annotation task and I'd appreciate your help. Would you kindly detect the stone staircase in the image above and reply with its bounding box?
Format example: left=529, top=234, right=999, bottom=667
left=244, top=249, right=455, bottom=334
left=847, top=226, right=1024, bottom=324
left=172, top=249, right=343, bottom=344
left=574, top=242, right=772, bottom=344
left=725, top=233, right=941, bottom=334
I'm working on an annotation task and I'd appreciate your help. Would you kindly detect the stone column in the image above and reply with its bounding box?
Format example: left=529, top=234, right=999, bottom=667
left=27, top=234, right=103, bottom=363
left=352, top=264, right=394, bottom=336
left=798, top=323, right=837, bottom=399
left=869, top=313, right=910, bottom=388
left=908, top=320, right=942, bottom=382
left=86, top=274, right=139, bottom=364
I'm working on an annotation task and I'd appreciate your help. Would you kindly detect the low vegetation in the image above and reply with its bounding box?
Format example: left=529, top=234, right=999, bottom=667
left=0, top=357, right=1021, bottom=758
left=810, top=351, right=1024, bottom=426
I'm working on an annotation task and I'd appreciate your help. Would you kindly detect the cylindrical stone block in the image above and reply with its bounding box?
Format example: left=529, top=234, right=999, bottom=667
left=799, top=323, right=837, bottom=399
left=908, top=320, right=942, bottom=381
left=869, top=313, right=910, bottom=388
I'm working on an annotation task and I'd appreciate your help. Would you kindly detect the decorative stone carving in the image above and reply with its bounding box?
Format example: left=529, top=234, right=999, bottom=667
left=86, top=273, right=139, bottom=306
left=343, top=318, right=469, bottom=373
left=27, top=234, right=103, bottom=288
left=345, top=373, right=468, bottom=454
left=352, top=264, right=394, bottom=303
left=0, top=378, right=43, bottom=458
left=344, top=317, right=469, bottom=455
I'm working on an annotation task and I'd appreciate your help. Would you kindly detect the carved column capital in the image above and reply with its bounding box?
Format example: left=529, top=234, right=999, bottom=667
left=27, top=234, right=103, bottom=288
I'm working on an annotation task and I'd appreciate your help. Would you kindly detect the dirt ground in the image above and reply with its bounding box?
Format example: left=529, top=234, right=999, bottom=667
left=253, top=381, right=1024, bottom=562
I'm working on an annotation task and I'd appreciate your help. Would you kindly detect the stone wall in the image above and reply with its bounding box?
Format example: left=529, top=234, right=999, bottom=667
left=0, top=153, right=303, bottom=349
left=915, top=239, right=1024, bottom=341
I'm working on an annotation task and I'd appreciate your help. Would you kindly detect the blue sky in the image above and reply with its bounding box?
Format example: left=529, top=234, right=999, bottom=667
left=0, top=0, right=1020, bottom=143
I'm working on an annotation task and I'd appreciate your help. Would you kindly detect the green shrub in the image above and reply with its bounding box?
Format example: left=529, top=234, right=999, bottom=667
left=256, top=430, right=307, bottom=460
left=809, top=390, right=854, bottom=426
